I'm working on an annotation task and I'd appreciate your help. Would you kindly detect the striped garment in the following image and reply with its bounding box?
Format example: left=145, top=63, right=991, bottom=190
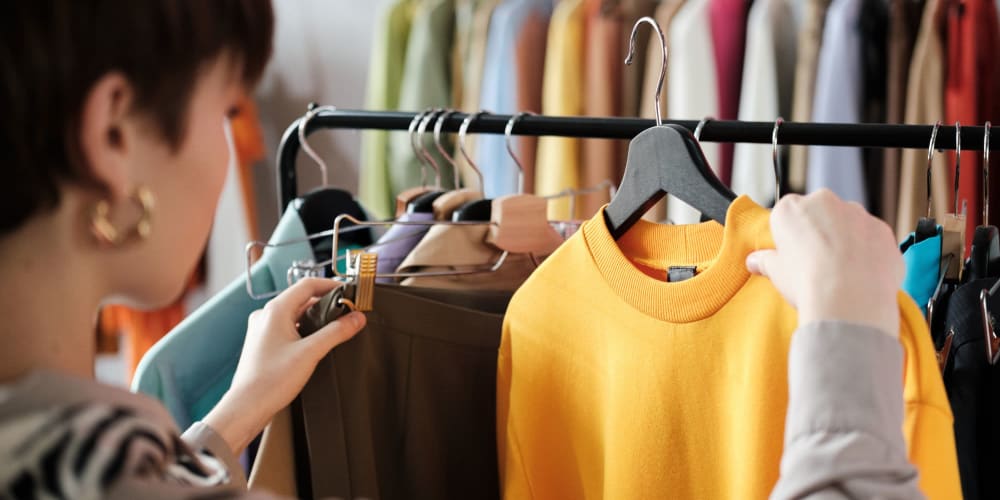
left=0, top=401, right=230, bottom=499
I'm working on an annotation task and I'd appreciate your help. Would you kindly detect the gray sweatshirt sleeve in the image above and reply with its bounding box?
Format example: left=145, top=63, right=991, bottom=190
left=769, top=321, right=925, bottom=500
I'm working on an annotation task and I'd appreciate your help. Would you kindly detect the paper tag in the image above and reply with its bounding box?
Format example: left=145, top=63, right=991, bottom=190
left=667, top=266, right=697, bottom=282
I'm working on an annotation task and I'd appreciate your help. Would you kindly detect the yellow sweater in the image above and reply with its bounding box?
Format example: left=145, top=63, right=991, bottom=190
left=497, top=195, right=960, bottom=499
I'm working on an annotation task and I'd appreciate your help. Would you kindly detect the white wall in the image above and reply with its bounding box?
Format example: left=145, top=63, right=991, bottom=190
left=254, top=1, right=395, bottom=234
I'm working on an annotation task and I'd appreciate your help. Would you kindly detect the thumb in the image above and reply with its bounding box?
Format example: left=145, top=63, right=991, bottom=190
left=746, top=249, right=779, bottom=278
left=302, top=311, right=367, bottom=358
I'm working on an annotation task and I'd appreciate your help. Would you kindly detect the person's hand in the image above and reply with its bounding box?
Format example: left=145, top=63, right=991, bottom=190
left=203, top=278, right=366, bottom=455
left=745, top=190, right=904, bottom=338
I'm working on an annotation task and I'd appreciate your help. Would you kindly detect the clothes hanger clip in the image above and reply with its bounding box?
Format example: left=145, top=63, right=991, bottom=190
left=339, top=249, right=377, bottom=312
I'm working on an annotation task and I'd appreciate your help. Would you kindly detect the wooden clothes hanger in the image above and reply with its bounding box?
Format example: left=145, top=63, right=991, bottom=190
left=484, top=112, right=565, bottom=256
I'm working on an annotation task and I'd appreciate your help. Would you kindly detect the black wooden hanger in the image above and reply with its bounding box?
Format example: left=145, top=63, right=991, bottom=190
left=965, top=122, right=999, bottom=282
left=603, top=16, right=736, bottom=240
left=452, top=111, right=493, bottom=221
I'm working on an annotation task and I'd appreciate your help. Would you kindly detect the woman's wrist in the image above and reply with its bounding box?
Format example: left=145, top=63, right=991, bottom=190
left=202, top=389, right=273, bottom=456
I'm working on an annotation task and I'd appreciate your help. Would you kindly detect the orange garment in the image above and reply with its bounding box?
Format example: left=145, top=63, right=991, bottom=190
left=945, top=0, right=1000, bottom=247
left=98, top=95, right=267, bottom=381
left=580, top=0, right=625, bottom=218
left=514, top=8, right=550, bottom=195
left=229, top=95, right=265, bottom=243
left=498, top=196, right=962, bottom=498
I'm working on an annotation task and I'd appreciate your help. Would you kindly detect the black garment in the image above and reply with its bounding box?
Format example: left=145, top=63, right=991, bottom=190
left=940, top=278, right=1000, bottom=499
left=292, top=284, right=512, bottom=500
left=859, top=0, right=889, bottom=216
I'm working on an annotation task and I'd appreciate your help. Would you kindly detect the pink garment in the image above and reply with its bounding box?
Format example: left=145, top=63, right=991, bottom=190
left=709, top=0, right=749, bottom=185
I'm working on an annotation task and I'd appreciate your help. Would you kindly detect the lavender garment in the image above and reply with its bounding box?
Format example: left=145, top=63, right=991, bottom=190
left=375, top=211, right=435, bottom=282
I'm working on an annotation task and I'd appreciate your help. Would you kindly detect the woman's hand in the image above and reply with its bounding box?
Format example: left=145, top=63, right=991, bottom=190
left=746, top=190, right=905, bottom=338
left=203, top=278, right=366, bottom=455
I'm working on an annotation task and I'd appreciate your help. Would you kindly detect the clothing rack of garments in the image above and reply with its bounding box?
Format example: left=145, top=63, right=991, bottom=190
left=275, top=108, right=990, bottom=212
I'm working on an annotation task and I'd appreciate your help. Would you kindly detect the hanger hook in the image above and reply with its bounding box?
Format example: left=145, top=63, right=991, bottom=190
left=417, top=109, right=444, bottom=189
left=297, top=103, right=338, bottom=187
left=505, top=112, right=536, bottom=194
left=459, top=110, right=490, bottom=196
left=409, top=110, right=430, bottom=187
left=433, top=109, right=461, bottom=188
left=694, top=116, right=713, bottom=141
left=927, top=121, right=942, bottom=218
left=772, top=117, right=784, bottom=204
left=625, top=16, right=667, bottom=126
left=954, top=122, right=962, bottom=215
left=985, top=121, right=992, bottom=226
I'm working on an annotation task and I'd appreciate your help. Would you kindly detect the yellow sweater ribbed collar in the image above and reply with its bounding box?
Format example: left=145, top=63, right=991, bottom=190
left=583, top=196, right=774, bottom=323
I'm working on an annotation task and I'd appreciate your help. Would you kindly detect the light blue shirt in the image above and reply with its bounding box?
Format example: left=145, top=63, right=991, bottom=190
left=132, top=204, right=358, bottom=428
left=477, top=0, right=554, bottom=198
left=805, top=0, right=867, bottom=207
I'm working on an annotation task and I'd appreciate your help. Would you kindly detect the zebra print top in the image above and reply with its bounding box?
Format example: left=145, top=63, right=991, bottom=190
left=0, top=371, right=276, bottom=499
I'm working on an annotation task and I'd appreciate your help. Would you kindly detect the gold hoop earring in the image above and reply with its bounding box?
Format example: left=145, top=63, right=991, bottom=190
left=91, top=186, right=155, bottom=247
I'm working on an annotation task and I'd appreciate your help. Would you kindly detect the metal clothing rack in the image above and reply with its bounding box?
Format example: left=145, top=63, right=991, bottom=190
left=275, top=108, right=990, bottom=213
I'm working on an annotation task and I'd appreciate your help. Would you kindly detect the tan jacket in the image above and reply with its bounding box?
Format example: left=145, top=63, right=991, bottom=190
left=880, top=0, right=924, bottom=230
left=786, top=0, right=832, bottom=194
left=895, top=0, right=950, bottom=241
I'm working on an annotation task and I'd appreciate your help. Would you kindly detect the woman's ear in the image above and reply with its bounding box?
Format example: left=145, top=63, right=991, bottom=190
left=77, top=72, right=138, bottom=203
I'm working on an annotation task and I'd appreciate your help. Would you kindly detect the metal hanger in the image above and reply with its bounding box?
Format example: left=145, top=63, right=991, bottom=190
left=919, top=123, right=954, bottom=311
left=434, top=109, right=463, bottom=189
left=976, top=123, right=1000, bottom=365
left=604, top=16, right=736, bottom=239
left=914, top=121, right=943, bottom=242
left=772, top=117, right=784, bottom=204
left=986, top=121, right=992, bottom=225
left=453, top=111, right=495, bottom=221
left=243, top=224, right=370, bottom=300
left=430, top=109, right=484, bottom=219
left=298, top=104, right=339, bottom=187
left=964, top=120, right=1000, bottom=282
left=416, top=109, right=445, bottom=188
left=395, top=110, right=437, bottom=215
left=953, top=121, right=962, bottom=215
left=406, top=109, right=451, bottom=213
left=330, top=215, right=510, bottom=282
left=292, top=103, right=374, bottom=250
left=693, top=117, right=713, bottom=141
left=458, top=110, right=489, bottom=196
left=545, top=180, right=618, bottom=224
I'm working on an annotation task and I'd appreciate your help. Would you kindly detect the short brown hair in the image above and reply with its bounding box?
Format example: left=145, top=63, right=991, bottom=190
left=0, top=1, right=274, bottom=234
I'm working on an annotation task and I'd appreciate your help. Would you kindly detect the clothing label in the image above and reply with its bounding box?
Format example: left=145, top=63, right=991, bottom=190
left=667, top=266, right=698, bottom=282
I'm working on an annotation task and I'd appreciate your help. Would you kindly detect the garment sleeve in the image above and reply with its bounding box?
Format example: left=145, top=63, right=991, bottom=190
left=769, top=321, right=925, bottom=500
left=181, top=421, right=248, bottom=488
left=103, top=422, right=283, bottom=499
